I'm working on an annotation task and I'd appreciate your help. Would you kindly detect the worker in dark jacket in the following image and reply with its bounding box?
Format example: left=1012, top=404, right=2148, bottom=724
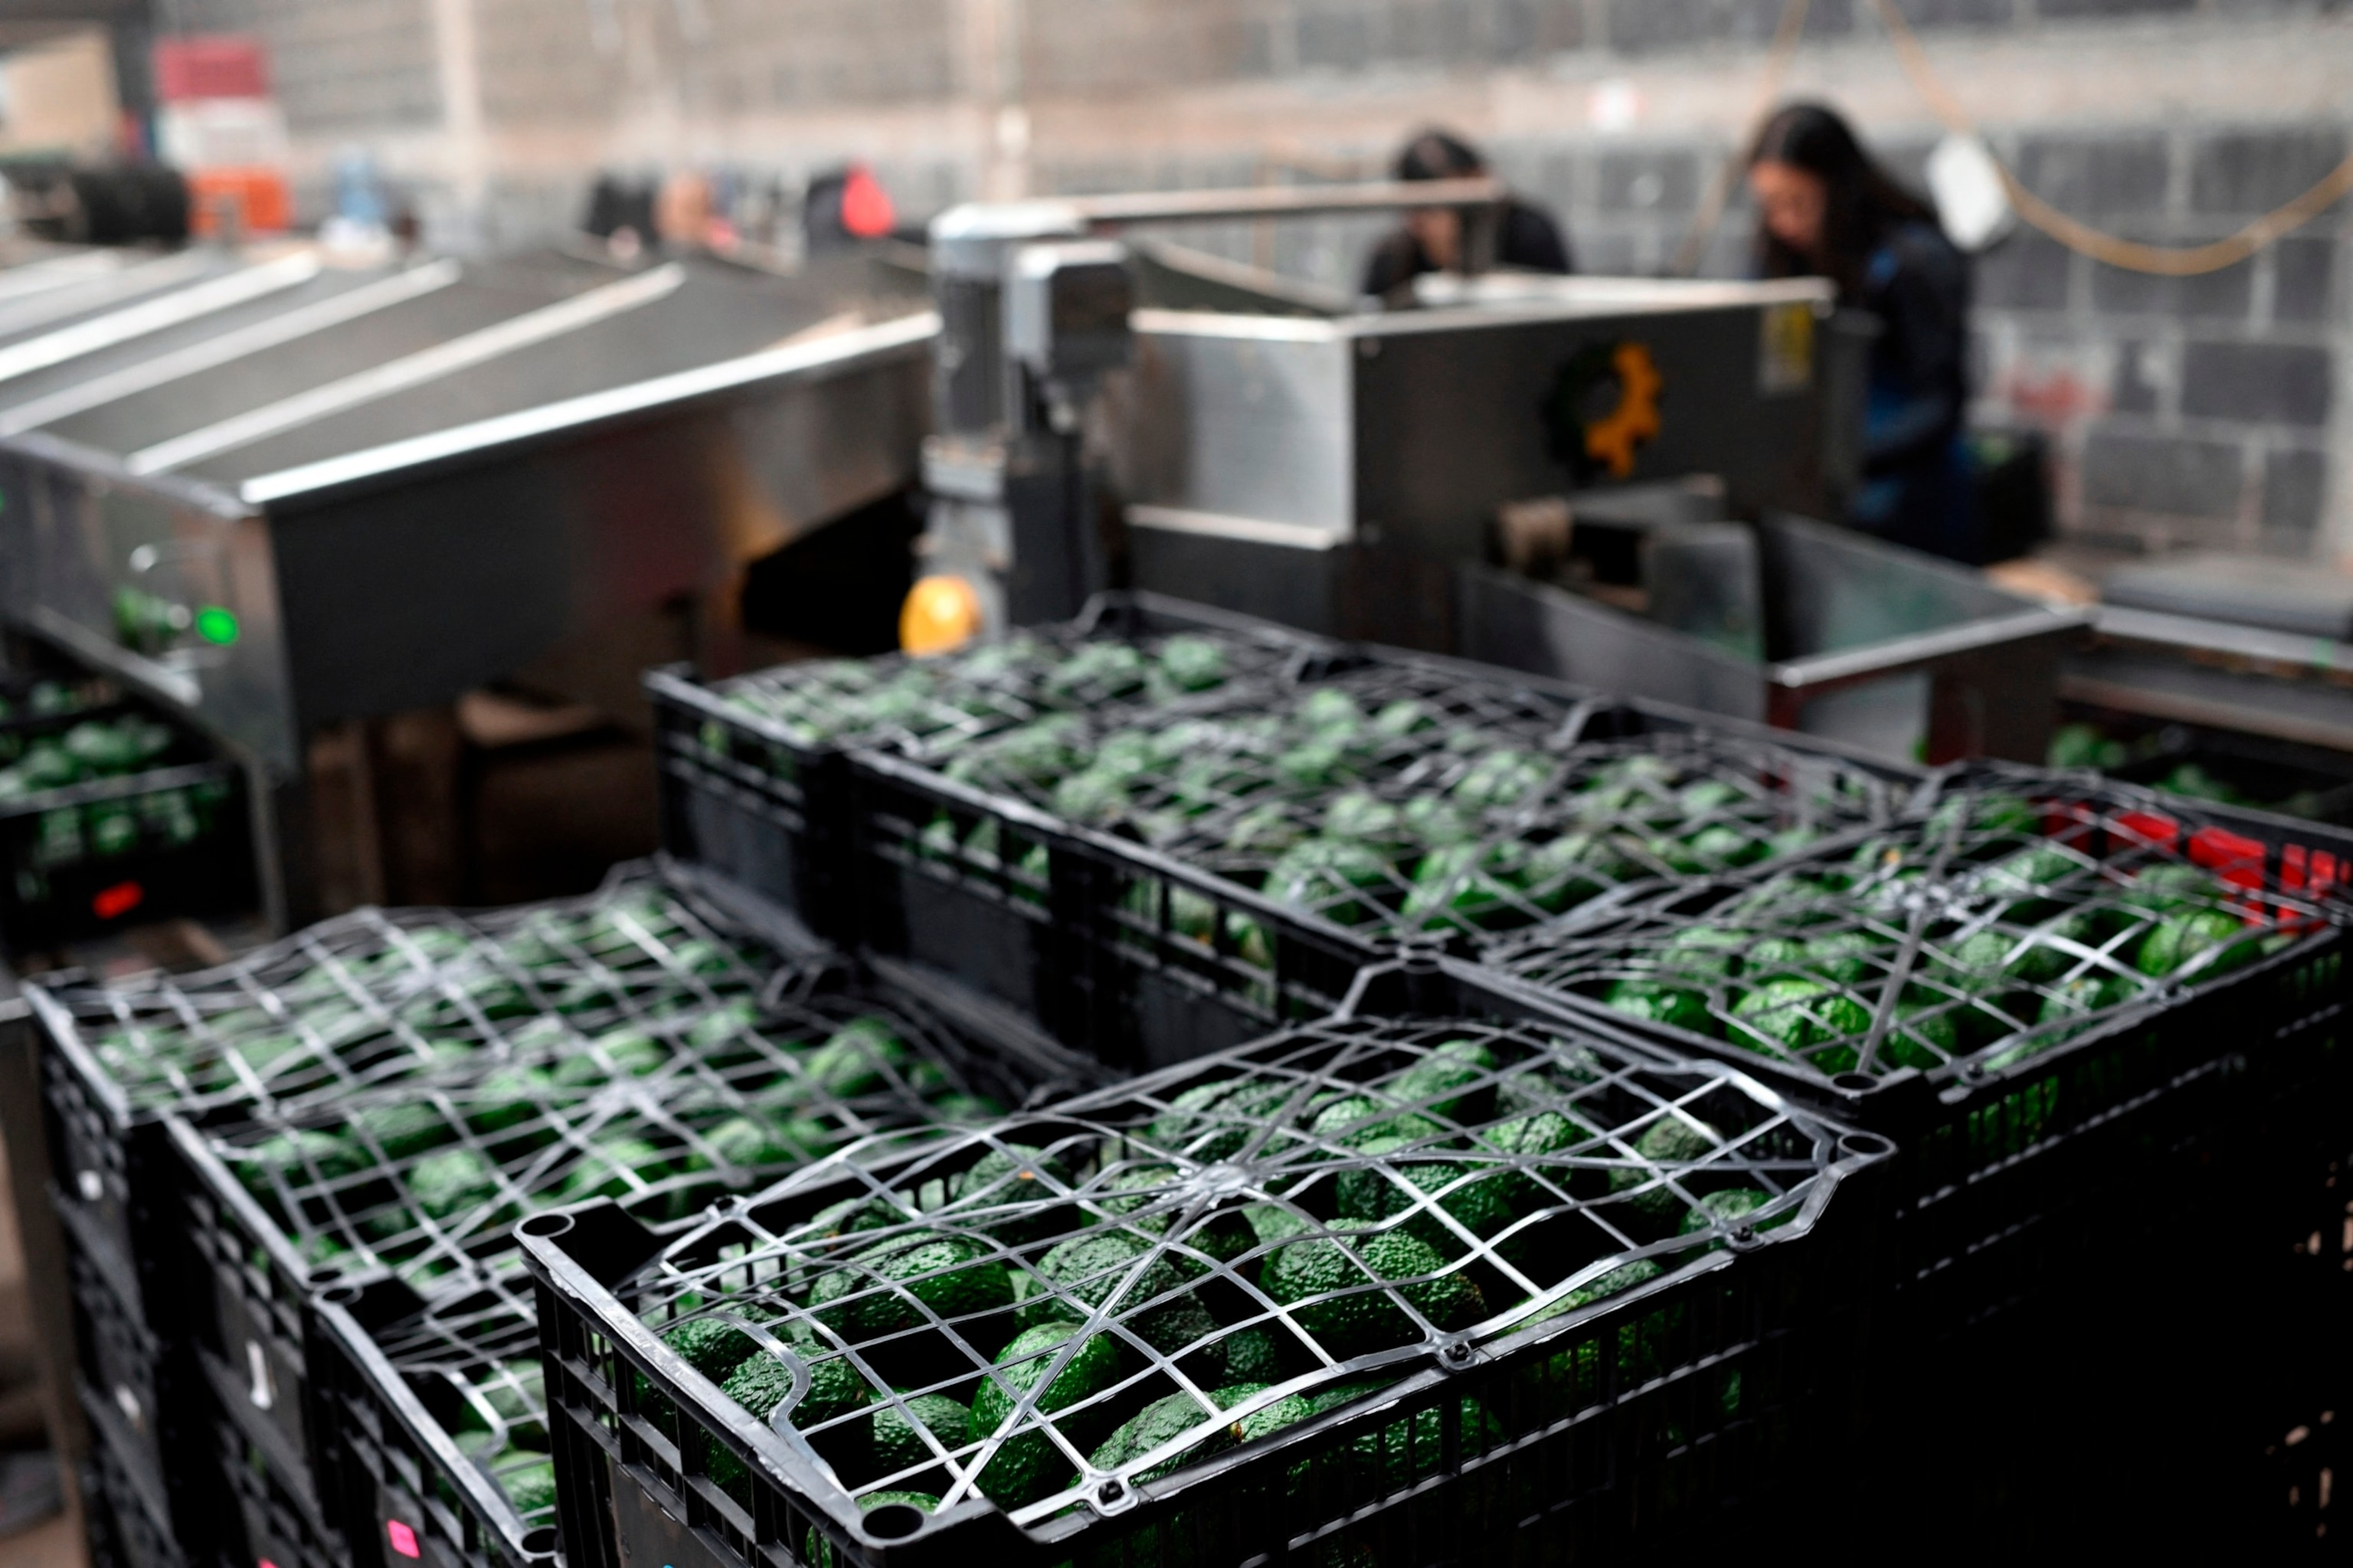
left=1749, top=103, right=1980, bottom=564
left=1362, top=129, right=1572, bottom=302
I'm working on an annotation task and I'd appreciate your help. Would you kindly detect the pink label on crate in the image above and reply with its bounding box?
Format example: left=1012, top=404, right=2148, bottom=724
left=387, top=1521, right=422, bottom=1560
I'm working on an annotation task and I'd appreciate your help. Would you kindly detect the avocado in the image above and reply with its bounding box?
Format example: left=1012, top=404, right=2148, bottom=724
left=1306, top=1094, right=1443, bottom=1151
left=709, top=1351, right=875, bottom=1491
left=1386, top=1038, right=1497, bottom=1123
left=811, top=1234, right=1014, bottom=1343
left=353, top=1102, right=458, bottom=1161
left=970, top=1321, right=1126, bottom=1505
left=1091, top=1383, right=1315, bottom=1485
left=1260, top=1221, right=1484, bottom=1357
left=862, top=1393, right=971, bottom=1481
left=1332, top=1147, right=1515, bottom=1257
left=1729, top=979, right=1870, bottom=1058
left=495, top=1453, right=557, bottom=1515
left=1610, top=1115, right=1720, bottom=1222
left=1017, top=1230, right=1206, bottom=1353
left=804, top=1018, right=911, bottom=1099
left=1156, top=636, right=1229, bottom=693
left=2139, top=908, right=2263, bottom=980
left=557, top=1138, right=673, bottom=1205
left=1604, top=980, right=1715, bottom=1037
left=662, top=1317, right=765, bottom=1386
left=410, top=1147, right=500, bottom=1222
left=2119, top=863, right=2214, bottom=916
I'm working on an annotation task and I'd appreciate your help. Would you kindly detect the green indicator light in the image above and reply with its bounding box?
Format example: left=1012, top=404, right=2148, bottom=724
left=195, top=606, right=240, bottom=646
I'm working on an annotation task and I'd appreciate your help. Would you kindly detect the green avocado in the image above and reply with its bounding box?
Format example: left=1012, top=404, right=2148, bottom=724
left=1091, top=1383, right=1314, bottom=1485
left=1604, top=980, right=1715, bottom=1037
left=811, top=1234, right=1013, bottom=1344
left=970, top=1321, right=1126, bottom=1504
left=1258, top=1221, right=1483, bottom=1357
left=2138, top=908, right=2263, bottom=980
left=1017, top=1230, right=1205, bottom=1354
left=862, top=1393, right=970, bottom=1481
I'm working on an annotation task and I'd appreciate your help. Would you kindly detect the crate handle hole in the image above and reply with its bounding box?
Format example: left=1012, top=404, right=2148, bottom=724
left=519, top=1214, right=574, bottom=1238
left=521, top=1527, right=560, bottom=1557
left=1838, top=1132, right=1895, bottom=1160
left=862, top=1504, right=927, bottom=1541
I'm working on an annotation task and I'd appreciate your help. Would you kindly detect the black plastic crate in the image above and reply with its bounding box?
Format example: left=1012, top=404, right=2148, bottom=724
left=852, top=663, right=1910, bottom=1072
left=83, top=1413, right=195, bottom=1568
left=525, top=958, right=1890, bottom=1568
left=316, top=1266, right=561, bottom=1568
left=214, top=1413, right=345, bottom=1568
left=650, top=594, right=1326, bottom=943
left=1480, top=761, right=2353, bottom=1331
left=2053, top=709, right=2353, bottom=827
left=66, top=1238, right=185, bottom=1495
left=0, top=674, right=257, bottom=956
left=79, top=1369, right=214, bottom=1568
left=25, top=859, right=813, bottom=1329
left=170, top=949, right=1095, bottom=1520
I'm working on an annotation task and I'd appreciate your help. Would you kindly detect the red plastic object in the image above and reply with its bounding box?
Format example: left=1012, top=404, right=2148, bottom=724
left=91, top=882, right=143, bottom=921
left=152, top=36, right=270, bottom=103
left=841, top=165, right=895, bottom=239
left=385, top=1521, right=421, bottom=1560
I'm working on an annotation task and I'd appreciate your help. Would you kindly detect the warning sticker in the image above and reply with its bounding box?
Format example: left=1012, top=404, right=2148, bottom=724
left=1759, top=301, right=1815, bottom=395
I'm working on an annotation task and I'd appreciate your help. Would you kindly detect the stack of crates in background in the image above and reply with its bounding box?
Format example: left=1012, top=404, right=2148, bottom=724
left=0, top=669, right=254, bottom=959
left=24, top=591, right=2353, bottom=1564
left=656, top=593, right=1920, bottom=1068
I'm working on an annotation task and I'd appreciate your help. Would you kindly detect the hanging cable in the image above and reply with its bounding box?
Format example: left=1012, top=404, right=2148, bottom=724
left=1671, top=0, right=2353, bottom=277
left=1668, top=0, right=1811, bottom=277
left=1863, top=0, right=2353, bottom=276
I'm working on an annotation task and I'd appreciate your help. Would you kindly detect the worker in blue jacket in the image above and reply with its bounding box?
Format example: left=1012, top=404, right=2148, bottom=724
left=1749, top=103, right=1982, bottom=565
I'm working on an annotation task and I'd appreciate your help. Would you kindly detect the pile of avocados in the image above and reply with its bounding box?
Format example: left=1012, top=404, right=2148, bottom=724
left=80, top=879, right=774, bottom=1109
left=712, top=632, right=1251, bottom=762
left=923, top=679, right=1878, bottom=945
left=1582, top=791, right=2302, bottom=1079
left=0, top=703, right=229, bottom=879
left=637, top=1028, right=1804, bottom=1532
left=83, top=874, right=1013, bottom=1534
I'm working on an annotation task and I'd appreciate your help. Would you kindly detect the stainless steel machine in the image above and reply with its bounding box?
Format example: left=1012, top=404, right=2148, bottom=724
left=0, top=241, right=934, bottom=923
left=907, top=188, right=2079, bottom=762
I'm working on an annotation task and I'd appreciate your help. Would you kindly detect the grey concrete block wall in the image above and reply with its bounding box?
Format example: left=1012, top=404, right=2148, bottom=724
left=167, top=0, right=2353, bottom=557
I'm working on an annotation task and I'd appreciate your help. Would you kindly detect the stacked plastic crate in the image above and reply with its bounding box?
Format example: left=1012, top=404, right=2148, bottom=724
left=29, top=862, right=1092, bottom=1568
left=0, top=671, right=254, bottom=959
left=522, top=960, right=1892, bottom=1568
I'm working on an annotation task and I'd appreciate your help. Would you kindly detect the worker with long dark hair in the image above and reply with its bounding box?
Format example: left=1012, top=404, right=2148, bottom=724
left=1362, top=129, right=1572, bottom=302
left=1749, top=102, right=1979, bottom=563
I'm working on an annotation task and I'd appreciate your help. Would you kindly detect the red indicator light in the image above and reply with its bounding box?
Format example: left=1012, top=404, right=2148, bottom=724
left=93, top=882, right=144, bottom=920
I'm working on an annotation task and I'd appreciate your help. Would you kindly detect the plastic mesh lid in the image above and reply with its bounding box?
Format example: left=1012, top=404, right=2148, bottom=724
left=208, top=983, right=1072, bottom=1291
left=365, top=1265, right=557, bottom=1531
left=916, top=677, right=1893, bottom=944
left=1485, top=774, right=2348, bottom=1084
left=623, top=1015, right=1864, bottom=1526
left=35, top=862, right=789, bottom=1119
left=709, top=624, right=1304, bottom=763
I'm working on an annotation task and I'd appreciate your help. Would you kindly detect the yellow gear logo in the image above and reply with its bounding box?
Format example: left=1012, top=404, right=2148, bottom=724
left=1543, top=339, right=1665, bottom=483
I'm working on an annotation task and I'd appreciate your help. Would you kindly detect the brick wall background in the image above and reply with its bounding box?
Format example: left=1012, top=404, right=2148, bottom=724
left=165, top=0, right=2353, bottom=558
